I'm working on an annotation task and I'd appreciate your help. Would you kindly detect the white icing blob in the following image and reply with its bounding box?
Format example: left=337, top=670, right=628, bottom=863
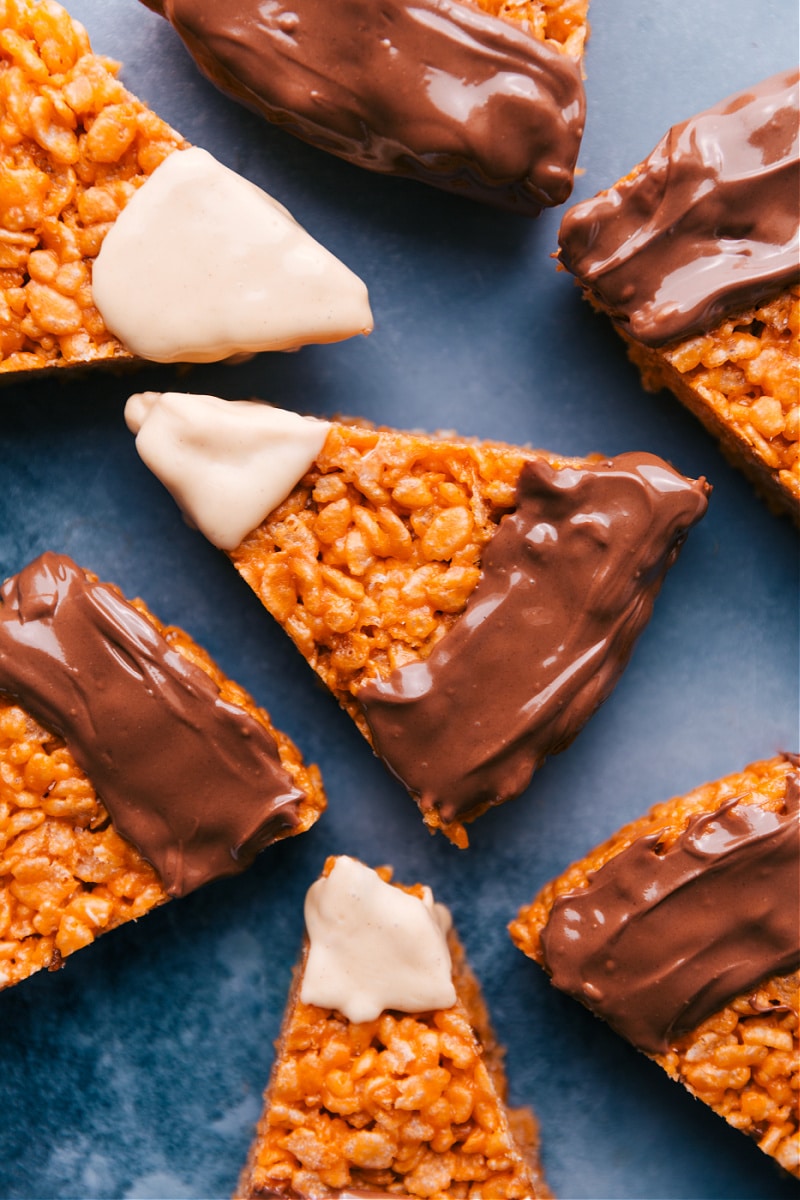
left=125, top=391, right=330, bottom=550
left=92, top=147, right=373, bottom=363
left=301, top=857, right=456, bottom=1023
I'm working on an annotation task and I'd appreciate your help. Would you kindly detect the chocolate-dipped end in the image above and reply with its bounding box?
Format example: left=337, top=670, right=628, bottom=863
left=557, top=69, right=800, bottom=346
left=150, top=0, right=586, bottom=215
left=358, top=453, right=709, bottom=836
left=0, top=552, right=313, bottom=897
left=538, top=760, right=800, bottom=1056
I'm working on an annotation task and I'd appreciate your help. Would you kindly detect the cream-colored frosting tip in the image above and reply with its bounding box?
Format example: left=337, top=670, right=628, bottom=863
left=301, top=857, right=456, bottom=1023
left=125, top=391, right=331, bottom=551
left=93, top=146, right=373, bottom=363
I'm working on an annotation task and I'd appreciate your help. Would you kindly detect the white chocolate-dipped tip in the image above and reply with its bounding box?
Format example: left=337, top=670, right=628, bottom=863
left=301, top=857, right=456, bottom=1024
left=124, top=390, right=156, bottom=434
left=125, top=391, right=331, bottom=551
left=93, top=147, right=373, bottom=363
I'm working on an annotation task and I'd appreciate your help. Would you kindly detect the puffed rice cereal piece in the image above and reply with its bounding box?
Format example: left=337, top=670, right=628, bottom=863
left=557, top=70, right=799, bottom=522
left=0, top=552, right=325, bottom=990
left=236, top=857, right=550, bottom=1199
left=510, top=755, right=800, bottom=1178
left=0, top=0, right=185, bottom=375
left=626, top=287, right=800, bottom=523
left=126, top=396, right=708, bottom=848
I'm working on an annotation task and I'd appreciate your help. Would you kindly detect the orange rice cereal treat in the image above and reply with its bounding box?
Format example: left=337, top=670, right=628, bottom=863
left=237, top=855, right=550, bottom=1199
left=0, top=0, right=372, bottom=377
left=0, top=550, right=325, bottom=990
left=142, top=0, right=588, bottom=216
left=125, top=392, right=710, bottom=848
left=558, top=69, right=800, bottom=523
left=509, top=754, right=800, bottom=1177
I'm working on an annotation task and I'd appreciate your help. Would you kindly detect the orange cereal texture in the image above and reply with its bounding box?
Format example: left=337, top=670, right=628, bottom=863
left=230, top=420, right=589, bottom=848
left=0, top=580, right=325, bottom=992
left=237, top=860, right=550, bottom=1199
left=605, top=285, right=799, bottom=523
left=0, top=0, right=186, bottom=375
left=509, top=756, right=800, bottom=1178
left=472, top=0, right=588, bottom=57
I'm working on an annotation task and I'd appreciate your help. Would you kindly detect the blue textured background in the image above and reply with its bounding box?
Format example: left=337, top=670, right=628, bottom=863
left=0, top=2, right=798, bottom=1197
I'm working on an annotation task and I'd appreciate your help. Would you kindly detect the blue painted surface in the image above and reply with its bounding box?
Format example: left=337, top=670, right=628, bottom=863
left=0, top=2, right=798, bottom=1197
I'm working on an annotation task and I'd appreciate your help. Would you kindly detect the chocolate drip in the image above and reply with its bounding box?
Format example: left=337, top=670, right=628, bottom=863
left=558, top=69, right=800, bottom=344
left=540, top=767, right=800, bottom=1055
left=0, top=553, right=305, bottom=896
left=158, top=0, right=585, bottom=214
left=358, top=454, right=708, bottom=826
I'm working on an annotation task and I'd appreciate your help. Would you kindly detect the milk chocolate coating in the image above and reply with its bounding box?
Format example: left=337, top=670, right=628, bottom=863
left=358, top=454, right=708, bottom=827
left=539, top=765, right=800, bottom=1055
left=558, top=69, right=800, bottom=344
left=0, top=553, right=305, bottom=897
left=151, top=0, right=585, bottom=214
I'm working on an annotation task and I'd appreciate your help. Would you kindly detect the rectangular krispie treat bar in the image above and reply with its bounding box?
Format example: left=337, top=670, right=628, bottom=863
left=237, top=855, right=550, bottom=1199
left=557, top=70, right=799, bottom=522
left=0, top=551, right=325, bottom=990
left=125, top=392, right=710, bottom=848
left=509, top=754, right=800, bottom=1177
left=0, top=0, right=371, bottom=375
left=142, top=0, right=588, bottom=215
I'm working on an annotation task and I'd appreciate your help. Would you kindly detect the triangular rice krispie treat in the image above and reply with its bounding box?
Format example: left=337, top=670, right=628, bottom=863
left=126, top=392, right=710, bottom=847
left=237, top=855, right=550, bottom=1199
left=0, top=0, right=371, bottom=377
left=557, top=69, right=800, bottom=522
left=142, top=0, right=588, bottom=216
left=0, top=551, right=325, bottom=990
left=510, top=754, right=800, bottom=1178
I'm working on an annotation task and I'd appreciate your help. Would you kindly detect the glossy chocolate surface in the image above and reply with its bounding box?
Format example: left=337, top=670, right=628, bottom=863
left=558, top=69, right=800, bottom=344
left=2, top=4, right=798, bottom=1198
left=0, top=553, right=305, bottom=896
left=155, top=0, right=585, bottom=214
left=540, top=764, right=800, bottom=1055
left=359, top=454, right=708, bottom=827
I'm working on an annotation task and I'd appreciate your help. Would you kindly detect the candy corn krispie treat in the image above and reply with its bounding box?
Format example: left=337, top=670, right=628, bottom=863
left=0, top=551, right=325, bottom=990
left=142, top=0, right=588, bottom=215
left=126, top=392, right=710, bottom=848
left=237, top=856, right=550, bottom=1199
left=510, top=754, right=800, bottom=1177
left=0, top=0, right=371, bottom=376
left=558, top=70, right=800, bottom=522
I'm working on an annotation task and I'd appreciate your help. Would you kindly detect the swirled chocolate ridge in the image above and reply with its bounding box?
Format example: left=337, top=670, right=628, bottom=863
left=0, top=553, right=305, bottom=897
left=558, top=69, right=800, bottom=344
left=151, top=0, right=585, bottom=214
left=539, top=765, right=800, bottom=1055
left=358, top=454, right=708, bottom=827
